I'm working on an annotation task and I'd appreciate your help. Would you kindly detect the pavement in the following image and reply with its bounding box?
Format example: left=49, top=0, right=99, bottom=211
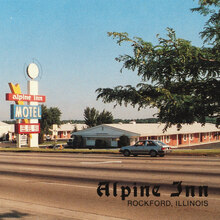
left=0, top=198, right=124, bottom=220
left=0, top=152, right=220, bottom=219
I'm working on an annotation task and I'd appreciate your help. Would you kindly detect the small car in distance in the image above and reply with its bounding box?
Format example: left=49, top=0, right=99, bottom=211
left=46, top=144, right=64, bottom=150
left=65, top=138, right=76, bottom=149
left=119, top=140, right=171, bottom=157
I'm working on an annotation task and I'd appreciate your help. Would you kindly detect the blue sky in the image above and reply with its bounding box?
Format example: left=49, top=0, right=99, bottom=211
left=0, top=0, right=206, bottom=121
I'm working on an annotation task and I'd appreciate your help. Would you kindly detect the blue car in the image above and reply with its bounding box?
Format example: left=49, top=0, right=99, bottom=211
left=119, top=140, right=171, bottom=157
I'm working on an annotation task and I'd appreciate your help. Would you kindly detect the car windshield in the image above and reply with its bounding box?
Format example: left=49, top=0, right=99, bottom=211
left=135, top=141, right=145, bottom=146
left=154, top=140, right=168, bottom=147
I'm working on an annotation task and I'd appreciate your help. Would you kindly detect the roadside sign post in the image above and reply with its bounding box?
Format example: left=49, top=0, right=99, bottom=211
left=17, top=119, right=22, bottom=148
left=28, top=80, right=39, bottom=147
left=6, top=62, right=46, bottom=148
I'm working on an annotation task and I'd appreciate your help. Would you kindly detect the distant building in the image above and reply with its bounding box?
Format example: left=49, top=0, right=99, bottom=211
left=0, top=122, right=15, bottom=141
left=51, top=123, right=87, bottom=140
left=72, top=123, right=220, bottom=147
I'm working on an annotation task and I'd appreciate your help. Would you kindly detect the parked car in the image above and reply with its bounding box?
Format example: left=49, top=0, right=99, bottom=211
left=119, top=140, right=171, bottom=157
left=66, top=138, right=74, bottom=146
left=65, top=138, right=75, bottom=149
left=46, top=144, right=63, bottom=150
left=45, top=135, right=51, bottom=141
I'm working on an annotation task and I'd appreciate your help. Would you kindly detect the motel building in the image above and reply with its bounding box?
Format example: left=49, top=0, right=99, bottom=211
left=72, top=122, right=220, bottom=148
left=0, top=121, right=15, bottom=141
left=51, top=123, right=87, bottom=140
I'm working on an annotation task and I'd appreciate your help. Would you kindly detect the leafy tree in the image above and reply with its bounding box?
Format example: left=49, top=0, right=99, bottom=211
left=84, top=107, right=113, bottom=127
left=191, top=0, right=220, bottom=47
left=6, top=133, right=9, bottom=141
left=84, top=107, right=99, bottom=127
left=73, top=125, right=78, bottom=132
left=39, top=105, right=62, bottom=143
left=97, top=109, right=113, bottom=125
left=61, top=119, right=85, bottom=124
left=96, top=1, right=220, bottom=130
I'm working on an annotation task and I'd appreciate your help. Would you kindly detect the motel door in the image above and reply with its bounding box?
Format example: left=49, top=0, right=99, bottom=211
left=178, top=134, right=182, bottom=145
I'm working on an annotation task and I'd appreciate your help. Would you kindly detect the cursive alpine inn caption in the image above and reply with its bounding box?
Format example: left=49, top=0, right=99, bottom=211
left=97, top=181, right=208, bottom=207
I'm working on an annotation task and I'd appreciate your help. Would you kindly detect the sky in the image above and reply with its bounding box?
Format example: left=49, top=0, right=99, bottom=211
left=0, top=0, right=207, bottom=121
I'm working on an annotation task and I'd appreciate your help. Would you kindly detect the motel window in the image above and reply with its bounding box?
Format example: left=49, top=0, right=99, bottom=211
left=190, top=134, right=194, bottom=140
left=183, top=134, right=187, bottom=141
left=158, top=136, right=162, bottom=141
left=63, top=131, right=67, bottom=136
left=209, top=133, right=212, bottom=139
left=204, top=133, right=207, bottom=140
left=166, top=136, right=170, bottom=143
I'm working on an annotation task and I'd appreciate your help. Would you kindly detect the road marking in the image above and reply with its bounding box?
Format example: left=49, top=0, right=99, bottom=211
left=80, top=161, right=122, bottom=165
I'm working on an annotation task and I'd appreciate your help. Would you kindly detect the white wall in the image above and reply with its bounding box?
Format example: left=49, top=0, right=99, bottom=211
left=86, top=139, right=95, bottom=146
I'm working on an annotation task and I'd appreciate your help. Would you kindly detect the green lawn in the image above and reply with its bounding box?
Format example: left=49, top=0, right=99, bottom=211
left=0, top=147, right=220, bottom=156
left=39, top=140, right=66, bottom=145
left=171, top=149, right=220, bottom=156
left=0, top=147, right=119, bottom=154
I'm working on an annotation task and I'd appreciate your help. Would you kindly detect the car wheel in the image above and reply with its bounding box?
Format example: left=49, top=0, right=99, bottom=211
left=123, top=150, right=130, bottom=157
left=150, top=150, right=157, bottom=157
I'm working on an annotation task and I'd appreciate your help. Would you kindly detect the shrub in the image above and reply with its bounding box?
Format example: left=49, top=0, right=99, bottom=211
left=118, top=135, right=130, bottom=147
left=72, top=135, right=83, bottom=148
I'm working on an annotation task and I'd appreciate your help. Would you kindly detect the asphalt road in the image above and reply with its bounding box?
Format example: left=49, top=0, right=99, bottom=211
left=0, top=153, right=219, bottom=220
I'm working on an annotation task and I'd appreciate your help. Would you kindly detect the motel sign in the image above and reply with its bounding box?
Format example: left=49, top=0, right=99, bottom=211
left=15, top=123, right=40, bottom=134
left=6, top=62, right=46, bottom=147
left=6, top=93, right=46, bottom=102
left=10, top=104, right=42, bottom=119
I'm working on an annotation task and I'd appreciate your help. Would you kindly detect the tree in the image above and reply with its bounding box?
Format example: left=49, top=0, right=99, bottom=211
left=84, top=107, right=113, bottom=127
left=96, top=1, right=220, bottom=130
left=39, top=105, right=62, bottom=143
left=84, top=107, right=99, bottom=127
left=73, top=125, right=78, bottom=132
left=6, top=133, right=9, bottom=141
left=191, top=0, right=220, bottom=47
left=97, top=109, right=113, bottom=125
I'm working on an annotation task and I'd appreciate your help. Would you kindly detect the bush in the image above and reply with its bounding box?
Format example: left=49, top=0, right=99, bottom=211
left=38, top=131, right=44, bottom=144
left=72, top=135, right=83, bottom=148
left=118, top=135, right=130, bottom=147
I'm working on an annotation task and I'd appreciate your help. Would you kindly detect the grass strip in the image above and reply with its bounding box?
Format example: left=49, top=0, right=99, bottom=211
left=171, top=149, right=220, bottom=156
left=0, top=147, right=119, bottom=154
left=0, top=148, right=220, bottom=156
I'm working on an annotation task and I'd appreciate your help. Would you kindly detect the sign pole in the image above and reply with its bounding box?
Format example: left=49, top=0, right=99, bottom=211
left=16, top=119, right=21, bottom=148
left=28, top=80, right=39, bottom=148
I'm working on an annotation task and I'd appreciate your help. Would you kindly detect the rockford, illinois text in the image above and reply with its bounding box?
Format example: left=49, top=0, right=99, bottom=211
left=127, top=200, right=208, bottom=207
